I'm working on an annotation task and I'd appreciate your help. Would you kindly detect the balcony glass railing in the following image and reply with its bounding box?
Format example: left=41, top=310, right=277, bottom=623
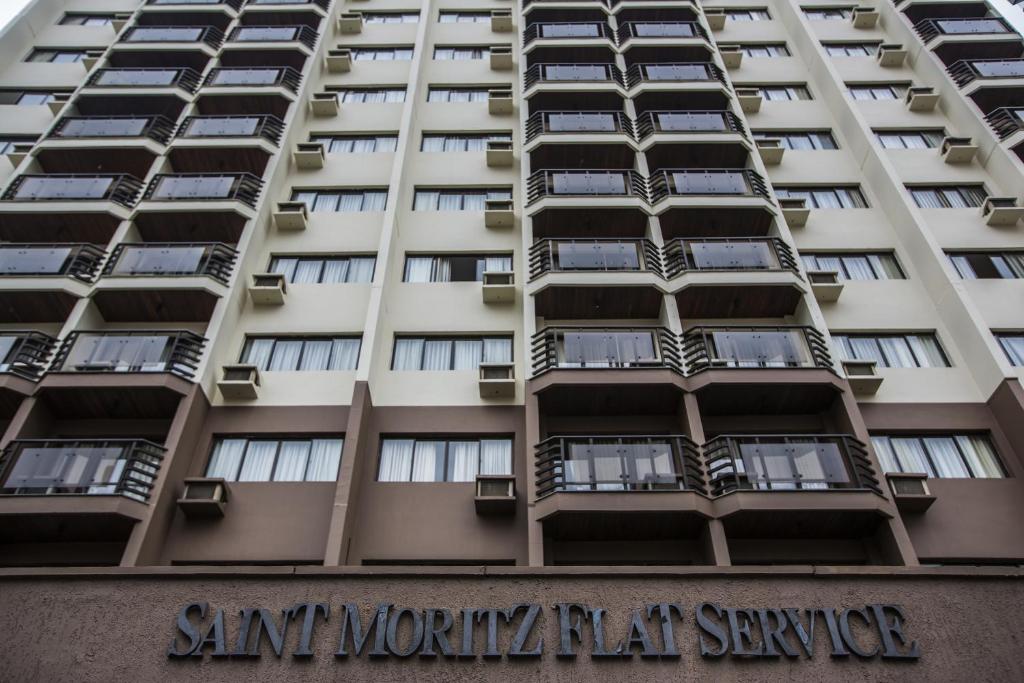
left=0, top=244, right=105, bottom=281
left=618, top=22, right=708, bottom=42
left=626, top=62, right=725, bottom=87
left=529, top=238, right=661, bottom=277
left=0, top=439, right=166, bottom=502
left=704, top=435, right=881, bottom=496
left=87, top=67, right=202, bottom=93
left=48, top=115, right=177, bottom=144
left=102, top=243, right=237, bottom=284
left=0, top=332, right=57, bottom=381
left=142, top=173, right=263, bottom=207
left=662, top=238, right=797, bottom=277
left=527, top=169, right=648, bottom=204
left=532, top=327, right=682, bottom=374
left=648, top=169, right=770, bottom=202
left=535, top=435, right=705, bottom=496
left=525, top=111, right=635, bottom=141
left=636, top=110, right=746, bottom=138
left=150, top=0, right=243, bottom=7
left=50, top=330, right=206, bottom=379
left=985, top=107, right=1024, bottom=140
left=1, top=174, right=143, bottom=206
left=203, top=67, right=302, bottom=93
left=523, top=22, right=613, bottom=45
left=247, top=0, right=329, bottom=7
left=681, top=326, right=833, bottom=372
left=175, top=115, right=285, bottom=144
left=948, top=59, right=1024, bottom=87
left=524, top=63, right=625, bottom=88
left=120, top=26, right=225, bottom=48
left=228, top=25, right=318, bottom=49
left=914, top=18, right=1011, bottom=42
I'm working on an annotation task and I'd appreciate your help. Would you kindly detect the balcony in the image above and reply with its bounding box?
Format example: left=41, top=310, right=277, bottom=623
left=524, top=63, right=625, bottom=89
left=682, top=326, right=832, bottom=373
left=119, top=26, right=225, bottom=49
left=617, top=22, right=708, bottom=44
left=174, top=115, right=285, bottom=145
left=49, top=330, right=205, bottom=380
left=532, top=327, right=682, bottom=374
left=86, top=67, right=202, bottom=94
left=663, top=238, right=798, bottom=278
left=0, top=244, right=105, bottom=282
left=102, top=242, right=237, bottom=284
left=985, top=107, right=1024, bottom=140
left=527, top=169, right=647, bottom=205
left=227, top=25, right=319, bottom=50
left=525, top=111, right=635, bottom=143
left=141, top=173, right=263, bottom=208
left=626, top=62, right=726, bottom=88
left=1, top=174, right=143, bottom=207
left=203, top=67, right=302, bottom=93
left=245, top=0, right=329, bottom=8
left=948, top=59, right=1024, bottom=88
left=648, top=169, right=770, bottom=203
left=523, top=22, right=615, bottom=47
left=636, top=110, right=746, bottom=140
left=148, top=0, right=244, bottom=7
left=529, top=238, right=661, bottom=278
left=47, top=116, right=177, bottom=145
left=913, top=18, right=1012, bottom=43
left=1, top=332, right=56, bottom=383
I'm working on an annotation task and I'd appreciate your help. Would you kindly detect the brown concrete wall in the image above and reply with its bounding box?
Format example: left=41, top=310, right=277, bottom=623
left=0, top=567, right=1021, bottom=682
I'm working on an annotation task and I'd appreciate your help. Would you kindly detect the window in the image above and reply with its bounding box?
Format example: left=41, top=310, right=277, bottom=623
left=392, top=336, right=512, bottom=370
left=332, top=88, right=407, bottom=103
left=433, top=46, right=489, bottom=60
left=350, top=47, right=414, bottom=61
left=725, top=9, right=771, bottom=21
left=949, top=252, right=1024, bottom=279
left=241, top=337, right=361, bottom=371
left=404, top=254, right=513, bottom=282
left=804, top=7, right=853, bottom=20
left=824, top=43, right=879, bottom=57
left=363, top=12, right=419, bottom=24
left=26, top=49, right=87, bottom=63
left=421, top=133, right=512, bottom=152
left=740, top=44, right=790, bottom=57
left=996, top=333, right=1024, bottom=366
left=0, top=137, right=35, bottom=154
left=310, top=134, right=398, bottom=153
left=378, top=437, right=512, bottom=482
left=291, top=189, right=388, bottom=212
left=0, top=90, right=63, bottom=105
left=871, top=435, right=1003, bottom=478
left=833, top=333, right=949, bottom=368
left=801, top=253, right=904, bottom=280
left=909, top=185, right=987, bottom=209
left=753, top=131, right=837, bottom=150
left=206, top=437, right=343, bottom=482
left=60, top=13, right=115, bottom=26
left=775, top=186, right=868, bottom=208
left=269, top=256, right=376, bottom=283
left=757, top=85, right=812, bottom=101
left=427, top=87, right=493, bottom=102
left=876, top=130, right=945, bottom=149
left=412, top=188, right=512, bottom=210
left=438, top=11, right=492, bottom=23
left=849, top=83, right=909, bottom=100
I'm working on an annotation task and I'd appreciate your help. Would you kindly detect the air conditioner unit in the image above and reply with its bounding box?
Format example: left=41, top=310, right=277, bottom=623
left=482, top=271, right=515, bottom=303
left=718, top=44, right=742, bottom=69
left=488, top=89, right=514, bottom=115
left=479, top=362, right=515, bottom=398
left=736, top=88, right=762, bottom=113
left=843, top=359, right=882, bottom=395
left=704, top=8, right=726, bottom=31
left=310, top=91, right=339, bottom=117
left=851, top=7, right=879, bottom=29
left=808, top=269, right=842, bottom=302
left=475, top=474, right=516, bottom=515
left=491, top=10, right=513, bottom=33
left=338, top=12, right=362, bottom=34
left=905, top=86, right=939, bottom=111
left=325, top=48, right=351, bottom=73
left=484, top=198, right=514, bottom=228
left=490, top=46, right=513, bottom=71
left=885, top=472, right=935, bottom=512
left=486, top=140, right=513, bottom=167
left=248, top=272, right=287, bottom=305
left=294, top=142, right=326, bottom=169
left=217, top=364, right=260, bottom=400
left=876, top=44, right=907, bottom=67
left=779, top=197, right=809, bottom=226
left=756, top=137, right=784, bottom=165
left=940, top=136, right=978, bottom=164
left=273, top=201, right=309, bottom=230
left=177, top=478, right=229, bottom=518
left=982, top=197, right=1024, bottom=227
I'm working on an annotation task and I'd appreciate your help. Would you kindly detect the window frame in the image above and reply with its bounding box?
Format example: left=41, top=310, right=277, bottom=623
left=800, top=252, right=905, bottom=280
left=426, top=86, right=496, bottom=102
left=309, top=134, right=399, bottom=153
left=402, top=253, right=514, bottom=282
left=267, top=255, right=377, bottom=283
left=848, top=83, right=910, bottom=100
left=420, top=132, right=513, bottom=152
left=240, top=336, right=363, bottom=371
left=908, top=185, right=988, bottom=209
left=870, top=434, right=1005, bottom=479
left=724, top=8, right=772, bottom=21
left=823, top=42, right=880, bottom=57
left=290, top=188, right=389, bottom=212
left=349, top=46, right=415, bottom=61
left=411, top=187, right=513, bottom=210
left=376, top=436, right=515, bottom=482
left=391, top=335, right=513, bottom=370
left=875, top=129, right=946, bottom=149
left=753, top=130, right=837, bottom=150
left=330, top=87, right=408, bottom=103
left=205, top=435, right=345, bottom=483
left=803, top=7, right=854, bottom=20
left=774, top=185, right=868, bottom=208
left=757, top=84, right=813, bottom=101
left=832, top=332, right=950, bottom=368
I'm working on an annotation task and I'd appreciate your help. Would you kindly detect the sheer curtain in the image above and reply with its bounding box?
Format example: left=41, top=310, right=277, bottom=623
left=238, top=441, right=277, bottom=481
left=243, top=339, right=275, bottom=370
left=348, top=257, right=375, bottom=282
left=484, top=338, right=512, bottom=363
left=329, top=339, right=361, bottom=370
left=421, top=135, right=445, bottom=152
left=485, top=256, right=512, bottom=273
left=890, top=437, right=933, bottom=475
left=870, top=437, right=899, bottom=473
left=412, top=441, right=444, bottom=481
left=414, top=191, right=439, bottom=210
left=447, top=441, right=479, bottom=481
left=273, top=441, right=311, bottom=481
left=433, top=258, right=452, bottom=282
left=268, top=340, right=303, bottom=370
left=423, top=340, right=453, bottom=369
left=439, top=192, right=466, bottom=210
left=954, top=435, right=1002, bottom=478
left=480, top=439, right=512, bottom=474
left=298, top=340, right=332, bottom=370
left=923, top=437, right=970, bottom=478
left=364, top=191, right=388, bottom=210
left=269, top=257, right=298, bottom=282
left=206, top=439, right=247, bottom=479
left=906, top=335, right=946, bottom=367
left=321, top=259, right=348, bottom=283
left=293, top=260, right=323, bottom=283
left=392, top=339, right=424, bottom=369
left=405, top=257, right=435, bottom=282
left=379, top=439, right=414, bottom=481
left=843, top=256, right=875, bottom=280
left=307, top=439, right=343, bottom=481
left=337, top=193, right=364, bottom=212
left=453, top=340, right=483, bottom=369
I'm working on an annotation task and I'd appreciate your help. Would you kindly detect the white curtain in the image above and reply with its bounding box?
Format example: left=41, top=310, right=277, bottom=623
left=392, top=339, right=424, bottom=370
left=484, top=338, right=512, bottom=363
left=421, top=136, right=445, bottom=152
left=243, top=339, right=275, bottom=370
left=379, top=439, right=414, bottom=481
left=485, top=256, right=512, bottom=273
left=268, top=340, right=303, bottom=370
left=423, top=340, right=453, bottom=369
left=434, top=258, right=452, bottom=282
left=364, top=192, right=387, bottom=210
left=299, top=340, right=332, bottom=370
left=413, top=191, right=439, bottom=210
left=313, top=193, right=339, bottom=212
left=453, top=340, right=483, bottom=369
left=412, top=441, right=443, bottom=481
left=348, top=257, right=375, bottom=282
left=206, top=439, right=247, bottom=480
left=273, top=441, right=310, bottom=481
left=329, top=339, right=360, bottom=370
left=439, top=192, right=465, bottom=210
left=269, top=257, right=298, bottom=282
left=337, top=193, right=364, bottom=212
left=307, top=439, right=343, bottom=481
left=954, top=435, right=1002, bottom=478
left=923, top=437, right=970, bottom=478
left=405, top=257, right=435, bottom=282
left=480, top=439, right=512, bottom=475
left=906, top=335, right=946, bottom=367
left=321, top=259, right=348, bottom=283
left=293, top=260, right=323, bottom=283
left=238, top=441, right=277, bottom=481
left=890, top=438, right=933, bottom=476
left=448, top=441, right=479, bottom=482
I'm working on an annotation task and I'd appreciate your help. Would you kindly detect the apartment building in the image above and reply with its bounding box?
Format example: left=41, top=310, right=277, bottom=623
left=0, top=0, right=1023, bottom=679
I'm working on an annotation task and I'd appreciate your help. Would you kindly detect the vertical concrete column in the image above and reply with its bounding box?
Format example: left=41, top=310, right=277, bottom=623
left=323, top=380, right=373, bottom=565
left=524, top=389, right=545, bottom=566
left=683, top=392, right=730, bottom=565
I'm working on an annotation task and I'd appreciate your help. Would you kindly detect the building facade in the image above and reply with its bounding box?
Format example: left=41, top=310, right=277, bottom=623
left=1, top=0, right=1024, bottom=679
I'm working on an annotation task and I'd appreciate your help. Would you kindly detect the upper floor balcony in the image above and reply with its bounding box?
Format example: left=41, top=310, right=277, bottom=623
left=524, top=63, right=625, bottom=89
left=0, top=332, right=57, bottom=383
left=174, top=114, right=285, bottom=144
left=648, top=168, right=770, bottom=204
left=681, top=326, right=833, bottom=373
left=148, top=0, right=244, bottom=8
left=202, top=67, right=302, bottom=94
left=119, top=25, right=226, bottom=49
left=227, top=25, right=319, bottom=50
left=86, top=67, right=202, bottom=94
left=523, top=22, right=615, bottom=48
left=527, top=169, right=647, bottom=205
left=46, top=115, right=177, bottom=145
left=1, top=174, right=143, bottom=208
left=625, top=62, right=726, bottom=88
left=101, top=242, right=237, bottom=285
left=141, top=173, right=263, bottom=208
left=617, top=21, right=708, bottom=45
left=49, top=330, right=205, bottom=380
left=529, top=238, right=662, bottom=278
left=0, top=244, right=105, bottom=282
left=525, top=110, right=636, bottom=143
left=985, top=107, right=1024, bottom=141
left=245, top=0, right=329, bottom=8
left=662, top=237, right=798, bottom=278
left=532, top=327, right=683, bottom=374
left=913, top=17, right=1013, bottom=44
left=948, top=59, right=1024, bottom=88
left=635, top=110, right=746, bottom=141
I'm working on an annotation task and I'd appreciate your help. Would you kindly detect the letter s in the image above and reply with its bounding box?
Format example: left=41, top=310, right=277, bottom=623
left=168, top=602, right=207, bottom=658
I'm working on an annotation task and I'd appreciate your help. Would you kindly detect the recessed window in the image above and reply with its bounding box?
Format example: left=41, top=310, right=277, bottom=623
left=438, top=11, right=492, bottom=23
left=421, top=133, right=511, bottom=152
left=331, top=87, right=407, bottom=103
left=801, top=253, right=904, bottom=280
left=392, top=336, right=512, bottom=370
left=412, top=188, right=512, bottom=210
left=0, top=136, right=36, bottom=154
left=740, top=44, right=790, bottom=57
left=404, top=254, right=513, bottom=282
left=378, top=437, right=512, bottom=482
left=725, top=8, right=771, bottom=21
left=291, top=189, right=388, bottom=212
left=871, top=435, right=1003, bottom=478
left=774, top=186, right=868, bottom=208
left=60, top=13, right=115, bottom=26
left=350, top=47, right=414, bottom=61
left=0, top=90, right=64, bottom=105
left=848, top=83, right=909, bottom=100
left=427, top=87, right=493, bottom=102
left=753, top=131, right=837, bottom=150
left=268, top=256, right=376, bottom=283
left=876, top=130, right=945, bottom=149
left=434, top=46, right=489, bottom=60
left=757, top=84, right=812, bottom=101
left=310, top=134, right=398, bottom=153
left=996, top=333, right=1024, bottom=366
left=949, top=252, right=1024, bottom=279
left=823, top=42, right=879, bottom=57
left=804, top=7, right=853, bottom=20
left=363, top=12, right=419, bottom=24
left=241, top=337, right=362, bottom=371
left=908, top=185, right=987, bottom=208
left=26, top=49, right=87, bottom=63
left=833, top=333, right=949, bottom=367
left=206, top=437, right=344, bottom=482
